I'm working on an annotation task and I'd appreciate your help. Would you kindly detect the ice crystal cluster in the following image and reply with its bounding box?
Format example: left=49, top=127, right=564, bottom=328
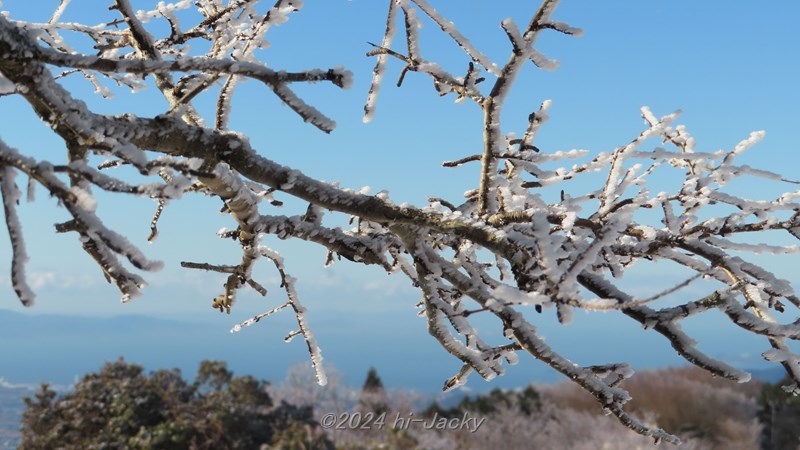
left=0, top=0, right=798, bottom=444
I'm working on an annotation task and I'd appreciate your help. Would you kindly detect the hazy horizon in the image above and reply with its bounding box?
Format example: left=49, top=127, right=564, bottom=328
left=0, top=306, right=783, bottom=394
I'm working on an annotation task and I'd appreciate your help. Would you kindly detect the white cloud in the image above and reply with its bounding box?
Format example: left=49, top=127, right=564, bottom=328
left=29, top=271, right=56, bottom=290
left=361, top=277, right=411, bottom=297
left=316, top=272, right=342, bottom=287
left=0, top=378, right=37, bottom=391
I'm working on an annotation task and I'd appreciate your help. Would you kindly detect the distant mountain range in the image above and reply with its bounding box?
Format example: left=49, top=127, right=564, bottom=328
left=0, top=307, right=791, bottom=449
left=748, top=366, right=789, bottom=384
left=0, top=307, right=790, bottom=386
left=0, top=308, right=559, bottom=390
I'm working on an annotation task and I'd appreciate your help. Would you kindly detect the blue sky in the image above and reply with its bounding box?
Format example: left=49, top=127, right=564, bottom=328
left=0, top=1, right=798, bottom=390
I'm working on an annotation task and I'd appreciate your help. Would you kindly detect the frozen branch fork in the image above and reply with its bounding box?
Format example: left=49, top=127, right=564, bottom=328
left=1, top=0, right=799, bottom=444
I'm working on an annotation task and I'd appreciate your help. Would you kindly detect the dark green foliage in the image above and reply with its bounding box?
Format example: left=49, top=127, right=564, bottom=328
left=758, top=378, right=800, bottom=450
left=358, top=367, right=389, bottom=415
left=516, top=385, right=541, bottom=415
left=361, top=367, right=384, bottom=394
left=270, top=422, right=335, bottom=450
left=423, top=385, right=541, bottom=418
left=19, top=358, right=332, bottom=450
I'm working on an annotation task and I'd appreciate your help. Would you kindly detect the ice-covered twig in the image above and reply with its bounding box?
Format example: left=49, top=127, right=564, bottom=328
left=259, top=246, right=327, bottom=386
left=230, top=301, right=291, bottom=333
left=0, top=163, right=33, bottom=306
left=364, top=0, right=400, bottom=123
left=409, top=0, right=500, bottom=76
left=413, top=240, right=681, bottom=445
left=1, top=140, right=161, bottom=302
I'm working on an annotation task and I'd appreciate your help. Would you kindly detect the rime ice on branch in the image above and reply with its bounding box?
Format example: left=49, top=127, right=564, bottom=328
left=1, top=0, right=799, bottom=444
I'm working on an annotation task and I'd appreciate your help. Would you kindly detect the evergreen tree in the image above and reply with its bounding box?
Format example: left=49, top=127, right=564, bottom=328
left=423, top=386, right=541, bottom=419
left=359, top=367, right=389, bottom=415
left=758, top=378, right=800, bottom=450
left=361, top=367, right=385, bottom=394
left=18, top=358, right=332, bottom=450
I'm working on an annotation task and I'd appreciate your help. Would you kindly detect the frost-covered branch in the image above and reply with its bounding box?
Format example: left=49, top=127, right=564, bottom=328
left=1, top=1, right=799, bottom=444
left=257, top=246, right=327, bottom=386
left=0, top=161, right=33, bottom=306
left=0, top=139, right=163, bottom=301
